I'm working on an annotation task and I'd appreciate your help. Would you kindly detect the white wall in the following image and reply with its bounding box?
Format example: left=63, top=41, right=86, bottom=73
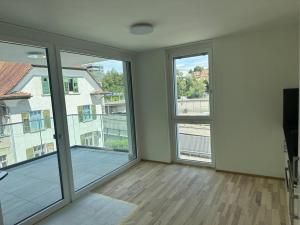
left=135, top=50, right=172, bottom=163
left=213, top=25, right=298, bottom=177
left=136, top=25, right=299, bottom=177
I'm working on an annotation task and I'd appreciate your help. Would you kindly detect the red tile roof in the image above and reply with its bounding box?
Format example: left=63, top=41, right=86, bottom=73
left=193, top=69, right=209, bottom=79
left=0, top=61, right=32, bottom=96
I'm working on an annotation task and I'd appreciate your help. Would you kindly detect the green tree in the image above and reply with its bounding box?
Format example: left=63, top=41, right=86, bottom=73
left=186, top=76, right=205, bottom=98
left=176, top=69, right=206, bottom=99
left=104, top=138, right=128, bottom=151
left=101, top=69, right=124, bottom=94
left=193, top=66, right=204, bottom=72
left=176, top=70, right=186, bottom=99
left=185, top=75, right=193, bottom=92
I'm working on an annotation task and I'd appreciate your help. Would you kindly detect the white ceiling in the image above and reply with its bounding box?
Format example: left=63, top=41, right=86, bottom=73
left=0, top=0, right=298, bottom=51
left=0, top=42, right=107, bottom=66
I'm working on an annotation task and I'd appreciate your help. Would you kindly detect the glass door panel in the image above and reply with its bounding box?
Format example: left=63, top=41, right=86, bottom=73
left=172, top=52, right=213, bottom=164
left=59, top=52, right=136, bottom=191
left=0, top=41, right=63, bottom=225
left=177, top=123, right=212, bottom=162
left=174, top=54, right=210, bottom=116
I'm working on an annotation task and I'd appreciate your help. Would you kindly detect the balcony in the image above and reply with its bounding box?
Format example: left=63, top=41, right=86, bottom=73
left=0, top=114, right=134, bottom=225
left=0, top=147, right=129, bottom=225
left=0, top=113, right=211, bottom=225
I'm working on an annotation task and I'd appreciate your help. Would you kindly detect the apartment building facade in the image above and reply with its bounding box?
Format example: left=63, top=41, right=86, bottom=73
left=0, top=61, right=106, bottom=167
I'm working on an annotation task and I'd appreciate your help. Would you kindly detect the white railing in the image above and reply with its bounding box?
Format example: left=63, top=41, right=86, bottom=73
left=177, top=97, right=209, bottom=115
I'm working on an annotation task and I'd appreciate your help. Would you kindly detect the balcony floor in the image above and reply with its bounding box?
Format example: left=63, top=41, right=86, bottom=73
left=0, top=147, right=129, bottom=225
left=178, top=133, right=211, bottom=162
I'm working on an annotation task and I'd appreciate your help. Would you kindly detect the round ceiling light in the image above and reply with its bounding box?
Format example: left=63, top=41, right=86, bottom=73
left=130, top=23, right=154, bottom=35
left=27, top=51, right=46, bottom=59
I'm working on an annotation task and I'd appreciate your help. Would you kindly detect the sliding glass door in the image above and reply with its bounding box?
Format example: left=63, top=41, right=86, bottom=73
left=0, top=38, right=137, bottom=225
left=59, top=51, right=136, bottom=191
left=0, top=41, right=65, bottom=225
left=170, top=48, right=214, bottom=165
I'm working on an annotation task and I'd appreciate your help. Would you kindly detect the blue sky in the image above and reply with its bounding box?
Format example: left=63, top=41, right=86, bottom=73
left=89, top=54, right=209, bottom=75
left=175, top=55, right=208, bottom=75
left=92, top=60, right=123, bottom=73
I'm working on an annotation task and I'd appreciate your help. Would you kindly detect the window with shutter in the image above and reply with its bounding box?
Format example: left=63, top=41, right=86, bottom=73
left=91, top=105, right=96, bottom=120
left=29, top=111, right=44, bottom=132
left=63, top=77, right=69, bottom=94
left=21, top=112, right=30, bottom=133
left=26, top=142, right=54, bottom=160
left=82, top=105, right=92, bottom=121
left=73, top=78, right=79, bottom=93
left=78, top=105, right=96, bottom=122
left=64, top=77, right=79, bottom=94
left=26, top=147, right=34, bottom=159
left=22, top=110, right=50, bottom=133
left=41, top=77, right=50, bottom=95
left=68, top=78, right=73, bottom=91
left=77, top=106, right=83, bottom=122
left=43, top=110, right=51, bottom=129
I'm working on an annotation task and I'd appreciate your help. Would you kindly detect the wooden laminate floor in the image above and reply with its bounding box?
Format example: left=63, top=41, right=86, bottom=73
left=93, top=161, right=289, bottom=225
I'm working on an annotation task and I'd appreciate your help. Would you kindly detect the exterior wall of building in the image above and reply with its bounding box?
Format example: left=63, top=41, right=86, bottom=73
left=105, top=101, right=126, bottom=114
left=67, top=115, right=104, bottom=147
left=2, top=66, right=105, bottom=164
left=8, top=67, right=103, bottom=118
